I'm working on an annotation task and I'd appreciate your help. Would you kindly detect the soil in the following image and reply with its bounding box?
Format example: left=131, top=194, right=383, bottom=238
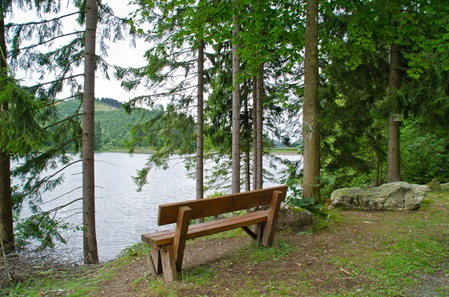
left=2, top=193, right=449, bottom=297
left=92, top=208, right=448, bottom=296
left=95, top=237, right=251, bottom=297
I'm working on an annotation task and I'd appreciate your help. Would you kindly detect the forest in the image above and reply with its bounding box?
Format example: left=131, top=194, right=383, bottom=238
left=1, top=0, right=449, bottom=272
left=56, top=98, right=165, bottom=150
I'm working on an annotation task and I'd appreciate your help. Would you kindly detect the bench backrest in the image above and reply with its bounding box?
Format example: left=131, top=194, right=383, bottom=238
left=157, top=185, right=288, bottom=225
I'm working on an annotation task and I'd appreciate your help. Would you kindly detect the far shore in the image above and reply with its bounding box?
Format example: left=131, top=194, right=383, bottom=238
left=97, top=148, right=301, bottom=156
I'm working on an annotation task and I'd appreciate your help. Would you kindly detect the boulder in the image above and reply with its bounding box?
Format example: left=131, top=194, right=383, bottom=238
left=440, top=183, right=449, bottom=190
left=331, top=182, right=429, bottom=211
left=278, top=205, right=314, bottom=229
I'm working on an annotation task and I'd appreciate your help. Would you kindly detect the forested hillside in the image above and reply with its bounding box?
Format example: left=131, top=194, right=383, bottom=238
left=56, top=98, right=162, bottom=150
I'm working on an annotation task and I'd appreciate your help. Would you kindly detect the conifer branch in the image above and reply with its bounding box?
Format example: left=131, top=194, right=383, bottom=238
left=44, top=112, right=82, bottom=130
left=39, top=187, right=83, bottom=206
left=27, top=74, right=83, bottom=89
left=44, top=198, right=83, bottom=215
left=5, top=12, right=80, bottom=28
left=12, top=31, right=83, bottom=54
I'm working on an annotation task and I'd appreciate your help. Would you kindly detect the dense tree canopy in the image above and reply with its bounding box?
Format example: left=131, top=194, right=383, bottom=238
left=2, top=0, right=449, bottom=260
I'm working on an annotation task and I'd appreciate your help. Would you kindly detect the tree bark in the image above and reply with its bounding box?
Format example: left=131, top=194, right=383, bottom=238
left=255, top=65, right=264, bottom=190
left=0, top=3, right=14, bottom=254
left=387, top=43, right=401, bottom=183
left=196, top=40, right=204, bottom=202
left=252, top=77, right=258, bottom=190
left=232, top=11, right=241, bottom=194
left=0, top=152, right=13, bottom=254
left=243, top=94, right=251, bottom=192
left=82, top=0, right=99, bottom=264
left=303, top=0, right=320, bottom=200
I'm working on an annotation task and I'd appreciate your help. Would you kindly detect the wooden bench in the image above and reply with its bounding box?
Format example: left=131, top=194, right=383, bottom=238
left=141, top=185, right=288, bottom=282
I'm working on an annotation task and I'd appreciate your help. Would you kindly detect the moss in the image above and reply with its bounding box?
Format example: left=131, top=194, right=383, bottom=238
left=426, top=179, right=442, bottom=191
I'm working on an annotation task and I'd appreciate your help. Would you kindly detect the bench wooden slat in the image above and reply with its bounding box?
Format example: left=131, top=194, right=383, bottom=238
left=142, top=210, right=270, bottom=247
left=157, top=185, right=287, bottom=225
left=142, top=185, right=288, bottom=282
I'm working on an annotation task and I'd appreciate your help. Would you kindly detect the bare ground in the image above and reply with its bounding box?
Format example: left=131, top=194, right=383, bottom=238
left=92, top=203, right=449, bottom=296
left=2, top=192, right=449, bottom=296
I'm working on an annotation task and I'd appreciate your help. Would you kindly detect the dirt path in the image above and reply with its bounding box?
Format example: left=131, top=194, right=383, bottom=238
left=92, top=199, right=449, bottom=297
left=95, top=237, right=251, bottom=297
left=4, top=192, right=448, bottom=296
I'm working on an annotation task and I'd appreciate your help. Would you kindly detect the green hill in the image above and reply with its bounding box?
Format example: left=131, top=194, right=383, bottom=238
left=56, top=98, right=160, bottom=150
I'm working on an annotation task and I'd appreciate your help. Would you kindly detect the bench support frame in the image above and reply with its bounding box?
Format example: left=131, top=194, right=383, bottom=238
left=143, top=187, right=287, bottom=282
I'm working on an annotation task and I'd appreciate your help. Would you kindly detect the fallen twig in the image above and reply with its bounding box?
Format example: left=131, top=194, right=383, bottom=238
left=340, top=267, right=351, bottom=275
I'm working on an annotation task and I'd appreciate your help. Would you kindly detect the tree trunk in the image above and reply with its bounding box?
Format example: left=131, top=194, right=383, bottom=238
left=387, top=43, right=401, bottom=183
left=243, top=94, right=251, bottom=192
left=82, top=0, right=99, bottom=264
left=255, top=65, right=264, bottom=190
left=252, top=77, right=258, bottom=190
left=303, top=0, right=320, bottom=201
left=232, top=12, right=241, bottom=194
left=196, top=40, right=204, bottom=201
left=0, top=4, right=14, bottom=255
left=0, top=152, right=13, bottom=254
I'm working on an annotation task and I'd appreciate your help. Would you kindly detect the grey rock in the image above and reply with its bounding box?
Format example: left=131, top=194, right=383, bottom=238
left=277, top=204, right=314, bottom=229
left=331, top=182, right=429, bottom=211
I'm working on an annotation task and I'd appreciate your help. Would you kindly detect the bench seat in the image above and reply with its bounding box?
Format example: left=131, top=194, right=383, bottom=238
left=142, top=210, right=269, bottom=247
left=141, top=185, right=287, bottom=282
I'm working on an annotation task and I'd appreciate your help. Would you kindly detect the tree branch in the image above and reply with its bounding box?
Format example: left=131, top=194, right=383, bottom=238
left=6, top=11, right=80, bottom=28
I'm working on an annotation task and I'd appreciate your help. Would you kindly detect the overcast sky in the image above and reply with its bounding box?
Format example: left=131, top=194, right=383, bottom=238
left=10, top=1, right=147, bottom=102
left=95, top=1, right=147, bottom=102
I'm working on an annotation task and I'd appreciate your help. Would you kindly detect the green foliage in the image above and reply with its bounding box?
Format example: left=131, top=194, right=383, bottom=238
left=318, top=0, right=449, bottom=191
left=320, top=47, right=389, bottom=189
left=14, top=213, right=73, bottom=250
left=279, top=157, right=325, bottom=216
left=1, top=0, right=135, bottom=257
left=127, top=104, right=197, bottom=191
left=55, top=98, right=161, bottom=150
left=401, top=122, right=449, bottom=184
left=284, top=179, right=315, bottom=210
left=0, top=74, right=48, bottom=154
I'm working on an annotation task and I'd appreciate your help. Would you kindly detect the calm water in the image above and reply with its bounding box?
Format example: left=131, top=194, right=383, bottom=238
left=21, top=152, right=300, bottom=262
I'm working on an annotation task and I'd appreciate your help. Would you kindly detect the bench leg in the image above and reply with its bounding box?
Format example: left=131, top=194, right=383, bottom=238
left=160, top=244, right=178, bottom=282
left=254, top=222, right=265, bottom=244
left=262, top=190, right=283, bottom=247
left=173, top=206, right=191, bottom=272
left=146, top=247, right=163, bottom=276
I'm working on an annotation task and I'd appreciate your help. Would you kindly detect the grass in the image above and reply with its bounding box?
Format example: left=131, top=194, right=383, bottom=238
left=233, top=239, right=295, bottom=264
left=2, top=190, right=449, bottom=296
left=2, top=267, right=100, bottom=297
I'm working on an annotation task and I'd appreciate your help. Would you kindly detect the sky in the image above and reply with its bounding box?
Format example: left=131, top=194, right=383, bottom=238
left=93, top=2, right=147, bottom=102
left=10, top=1, right=148, bottom=102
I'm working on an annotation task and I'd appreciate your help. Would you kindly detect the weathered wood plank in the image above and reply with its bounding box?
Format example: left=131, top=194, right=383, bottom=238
left=173, top=206, right=191, bottom=272
left=143, top=211, right=270, bottom=247
left=262, top=190, right=285, bottom=247
left=241, top=226, right=257, bottom=240
left=141, top=185, right=288, bottom=282
left=157, top=185, right=287, bottom=225
left=146, top=252, right=157, bottom=276
left=150, top=247, right=162, bottom=275
left=160, top=245, right=177, bottom=282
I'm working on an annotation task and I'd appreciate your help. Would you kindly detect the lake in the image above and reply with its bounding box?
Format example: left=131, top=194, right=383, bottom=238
left=21, top=152, right=301, bottom=262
